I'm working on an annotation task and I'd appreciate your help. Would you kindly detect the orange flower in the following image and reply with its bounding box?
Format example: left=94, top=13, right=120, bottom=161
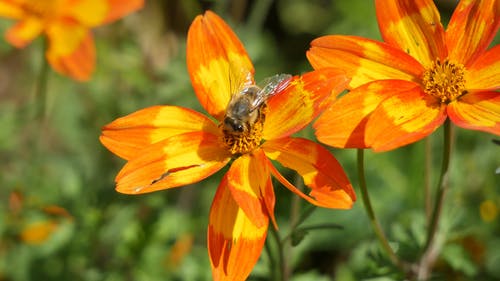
left=307, top=0, right=500, bottom=151
left=0, top=0, right=143, bottom=81
left=100, top=11, right=355, bottom=281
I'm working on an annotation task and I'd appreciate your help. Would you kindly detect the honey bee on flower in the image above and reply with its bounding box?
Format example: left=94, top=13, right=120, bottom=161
left=222, top=73, right=292, bottom=154
left=100, top=11, right=355, bottom=281
left=223, top=73, right=292, bottom=135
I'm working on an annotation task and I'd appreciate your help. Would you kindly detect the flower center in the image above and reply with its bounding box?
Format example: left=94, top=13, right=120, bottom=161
left=20, top=0, right=60, bottom=19
left=422, top=59, right=467, bottom=103
left=220, top=106, right=266, bottom=155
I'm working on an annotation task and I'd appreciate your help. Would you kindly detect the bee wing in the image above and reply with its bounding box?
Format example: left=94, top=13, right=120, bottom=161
left=229, top=65, right=254, bottom=101
left=250, top=74, right=292, bottom=110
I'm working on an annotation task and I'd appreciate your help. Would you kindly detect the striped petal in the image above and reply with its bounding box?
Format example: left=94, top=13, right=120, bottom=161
left=263, top=137, right=356, bottom=209
left=45, top=21, right=95, bottom=81
left=263, top=68, right=349, bottom=140
left=446, top=0, right=500, bottom=66
left=226, top=151, right=272, bottom=228
left=5, top=18, right=43, bottom=48
left=375, top=0, right=447, bottom=67
left=115, top=132, right=230, bottom=194
left=314, top=80, right=406, bottom=148
left=365, top=82, right=447, bottom=151
left=307, top=35, right=424, bottom=88
left=100, top=105, right=219, bottom=160
left=448, top=91, right=500, bottom=135
left=187, top=10, right=254, bottom=120
left=208, top=178, right=268, bottom=281
left=466, top=44, right=500, bottom=91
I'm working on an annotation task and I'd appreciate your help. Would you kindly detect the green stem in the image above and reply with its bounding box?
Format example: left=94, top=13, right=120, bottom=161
left=357, top=149, right=403, bottom=269
left=269, top=225, right=286, bottom=281
left=424, top=137, right=433, bottom=220
left=264, top=238, right=278, bottom=280
left=424, top=119, right=452, bottom=251
left=35, top=39, right=50, bottom=121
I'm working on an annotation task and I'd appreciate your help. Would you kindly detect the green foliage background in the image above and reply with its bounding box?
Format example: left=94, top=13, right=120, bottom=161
left=0, top=0, right=499, bottom=280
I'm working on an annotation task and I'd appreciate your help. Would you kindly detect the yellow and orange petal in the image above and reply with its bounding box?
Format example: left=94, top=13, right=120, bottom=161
left=208, top=178, right=268, bottom=281
left=45, top=21, right=95, bottom=81
left=447, top=91, right=500, bottom=135
left=307, top=35, right=424, bottom=88
left=466, top=45, right=500, bottom=91
left=446, top=0, right=500, bottom=66
left=263, top=137, right=356, bottom=209
left=100, top=105, right=219, bottom=160
left=313, top=80, right=399, bottom=148
left=187, top=10, right=254, bottom=120
left=65, top=0, right=143, bottom=26
left=226, top=150, right=273, bottom=228
left=375, top=0, right=447, bottom=67
left=364, top=82, right=447, bottom=151
left=0, top=1, right=24, bottom=19
left=114, top=131, right=231, bottom=194
left=5, top=18, right=43, bottom=47
left=102, top=0, right=144, bottom=24
left=262, top=68, right=350, bottom=140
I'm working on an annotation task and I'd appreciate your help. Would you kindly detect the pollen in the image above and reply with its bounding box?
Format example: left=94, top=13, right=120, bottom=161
left=220, top=107, right=266, bottom=155
left=422, top=59, right=466, bottom=103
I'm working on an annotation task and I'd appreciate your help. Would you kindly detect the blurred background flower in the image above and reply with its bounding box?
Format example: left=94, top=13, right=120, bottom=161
left=0, top=0, right=144, bottom=81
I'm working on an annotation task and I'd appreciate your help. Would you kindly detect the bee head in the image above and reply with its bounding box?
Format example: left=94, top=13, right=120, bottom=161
left=223, top=116, right=245, bottom=133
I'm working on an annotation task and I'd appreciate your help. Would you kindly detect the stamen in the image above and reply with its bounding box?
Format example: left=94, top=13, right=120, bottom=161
left=422, top=59, right=466, bottom=103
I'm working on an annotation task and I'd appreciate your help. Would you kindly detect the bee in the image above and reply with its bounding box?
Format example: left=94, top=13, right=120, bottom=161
left=223, top=73, right=292, bottom=134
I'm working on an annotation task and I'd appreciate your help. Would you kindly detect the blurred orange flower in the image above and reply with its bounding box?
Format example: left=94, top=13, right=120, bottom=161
left=100, top=11, right=355, bottom=281
left=0, top=0, right=144, bottom=81
left=307, top=0, right=500, bottom=151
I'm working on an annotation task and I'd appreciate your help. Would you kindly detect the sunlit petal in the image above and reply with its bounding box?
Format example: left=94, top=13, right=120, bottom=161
left=5, top=18, right=43, bottom=48
left=375, top=0, right=447, bottom=67
left=466, top=45, right=500, bottom=91
left=226, top=151, right=271, bottom=228
left=263, top=68, right=349, bottom=139
left=100, top=105, right=219, bottom=160
left=45, top=21, right=95, bottom=81
left=263, top=137, right=355, bottom=209
left=115, top=132, right=230, bottom=194
left=187, top=10, right=254, bottom=120
left=314, top=80, right=409, bottom=148
left=208, top=179, right=268, bottom=281
left=446, top=0, right=500, bottom=65
left=448, top=91, right=500, bottom=135
left=307, top=35, right=424, bottom=88
left=366, top=83, right=447, bottom=152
